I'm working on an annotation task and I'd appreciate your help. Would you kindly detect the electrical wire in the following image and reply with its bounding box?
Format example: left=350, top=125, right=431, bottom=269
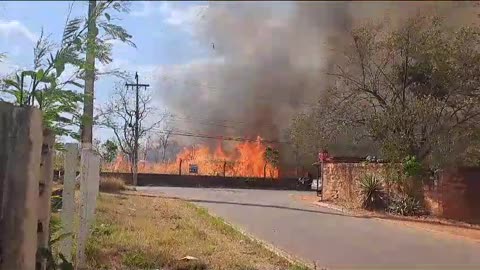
left=152, top=128, right=290, bottom=144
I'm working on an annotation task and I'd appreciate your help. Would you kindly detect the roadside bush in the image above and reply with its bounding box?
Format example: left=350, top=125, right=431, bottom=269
left=358, top=174, right=384, bottom=210
left=402, top=155, right=422, bottom=178
left=387, top=195, right=423, bottom=216
left=99, top=177, right=126, bottom=193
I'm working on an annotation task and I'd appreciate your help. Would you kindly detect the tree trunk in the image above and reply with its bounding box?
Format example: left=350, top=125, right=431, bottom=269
left=81, top=0, right=97, bottom=149
left=263, top=163, right=267, bottom=179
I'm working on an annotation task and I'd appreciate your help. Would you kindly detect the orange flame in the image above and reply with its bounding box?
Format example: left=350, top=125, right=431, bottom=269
left=104, top=136, right=279, bottom=178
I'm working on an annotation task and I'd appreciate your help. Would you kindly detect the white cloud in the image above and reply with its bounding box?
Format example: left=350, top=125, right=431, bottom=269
left=0, top=20, right=38, bottom=43
left=130, top=1, right=208, bottom=34
left=162, top=4, right=207, bottom=27
left=0, top=59, right=20, bottom=76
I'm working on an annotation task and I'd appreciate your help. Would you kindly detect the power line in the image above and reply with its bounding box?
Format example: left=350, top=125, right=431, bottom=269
left=152, top=128, right=290, bottom=144
left=167, top=114, right=279, bottom=130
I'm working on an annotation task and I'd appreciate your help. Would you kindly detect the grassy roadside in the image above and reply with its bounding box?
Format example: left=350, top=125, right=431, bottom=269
left=86, top=192, right=309, bottom=270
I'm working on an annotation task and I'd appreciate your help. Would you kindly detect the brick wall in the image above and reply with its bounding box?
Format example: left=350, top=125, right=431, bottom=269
left=424, top=167, right=480, bottom=223
left=323, top=161, right=480, bottom=223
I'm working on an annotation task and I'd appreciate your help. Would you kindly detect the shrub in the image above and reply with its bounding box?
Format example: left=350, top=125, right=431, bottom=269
left=99, top=177, right=126, bottom=193
left=51, top=194, right=63, bottom=213
left=402, top=155, right=422, bottom=177
left=358, top=174, right=384, bottom=210
left=387, top=195, right=423, bottom=216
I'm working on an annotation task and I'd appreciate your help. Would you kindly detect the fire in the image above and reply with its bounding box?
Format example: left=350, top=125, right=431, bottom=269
left=104, top=136, right=279, bottom=178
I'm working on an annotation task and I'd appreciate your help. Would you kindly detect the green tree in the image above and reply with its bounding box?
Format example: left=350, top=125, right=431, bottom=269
left=292, top=15, right=480, bottom=168
left=79, top=0, right=136, bottom=148
left=101, top=139, right=118, bottom=163
left=264, top=146, right=279, bottom=178
left=1, top=29, right=84, bottom=138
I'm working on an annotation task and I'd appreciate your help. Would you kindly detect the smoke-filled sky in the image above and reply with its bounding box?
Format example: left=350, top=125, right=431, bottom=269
left=1, top=1, right=477, bottom=145
left=151, top=1, right=479, bottom=147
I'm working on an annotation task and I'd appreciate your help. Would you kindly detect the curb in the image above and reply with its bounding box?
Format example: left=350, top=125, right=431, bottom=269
left=313, top=201, right=351, bottom=214
left=209, top=212, right=316, bottom=270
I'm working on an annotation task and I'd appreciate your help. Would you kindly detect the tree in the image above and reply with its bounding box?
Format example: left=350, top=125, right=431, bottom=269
left=79, top=0, right=136, bottom=148
left=1, top=29, right=84, bottom=138
left=292, top=15, right=480, bottom=168
left=264, top=146, right=279, bottom=178
left=156, top=119, right=174, bottom=163
left=93, top=138, right=118, bottom=163
left=102, top=139, right=118, bottom=163
left=98, top=82, right=167, bottom=185
left=1, top=1, right=134, bottom=140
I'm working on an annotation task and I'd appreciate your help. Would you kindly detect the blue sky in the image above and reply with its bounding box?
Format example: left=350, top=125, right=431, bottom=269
left=0, top=1, right=211, bottom=141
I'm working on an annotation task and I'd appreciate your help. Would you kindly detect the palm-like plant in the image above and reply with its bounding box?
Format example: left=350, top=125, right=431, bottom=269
left=1, top=29, right=85, bottom=138
left=0, top=1, right=135, bottom=139
left=359, top=174, right=384, bottom=209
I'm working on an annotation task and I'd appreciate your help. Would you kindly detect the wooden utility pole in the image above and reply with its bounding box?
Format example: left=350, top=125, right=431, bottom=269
left=81, top=0, right=98, bottom=149
left=125, top=72, right=149, bottom=186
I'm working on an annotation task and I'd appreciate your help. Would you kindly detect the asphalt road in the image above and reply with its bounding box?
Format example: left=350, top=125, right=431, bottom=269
left=137, top=186, right=480, bottom=270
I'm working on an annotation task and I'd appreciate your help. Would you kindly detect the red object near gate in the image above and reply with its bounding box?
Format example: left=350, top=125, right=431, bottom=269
left=318, top=149, right=331, bottom=163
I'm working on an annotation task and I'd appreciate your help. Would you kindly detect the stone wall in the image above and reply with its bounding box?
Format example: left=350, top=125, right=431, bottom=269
left=101, top=172, right=301, bottom=190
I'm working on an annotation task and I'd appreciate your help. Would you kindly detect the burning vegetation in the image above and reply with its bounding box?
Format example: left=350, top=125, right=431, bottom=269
left=104, top=137, right=279, bottom=178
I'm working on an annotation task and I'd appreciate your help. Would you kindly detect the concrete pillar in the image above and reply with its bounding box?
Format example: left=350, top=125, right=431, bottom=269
left=0, top=102, right=43, bottom=270
left=36, top=129, right=55, bottom=270
left=60, top=143, right=78, bottom=261
left=76, top=149, right=100, bottom=270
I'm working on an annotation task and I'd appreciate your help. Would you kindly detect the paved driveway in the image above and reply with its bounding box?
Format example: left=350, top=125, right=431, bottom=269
left=137, top=186, right=480, bottom=269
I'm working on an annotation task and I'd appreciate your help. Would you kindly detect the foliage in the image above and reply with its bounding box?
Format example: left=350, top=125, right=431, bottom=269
left=1, top=1, right=135, bottom=139
left=99, top=177, right=126, bottom=193
left=358, top=174, right=384, bottom=210
left=38, top=215, right=74, bottom=270
left=54, top=148, right=65, bottom=171
left=264, top=146, right=280, bottom=178
left=264, top=147, right=280, bottom=168
left=402, top=155, right=422, bottom=177
left=61, top=1, right=135, bottom=73
left=387, top=194, right=423, bottom=216
left=289, top=15, right=480, bottom=168
left=94, top=138, right=118, bottom=163
left=102, top=139, right=118, bottom=163
left=51, top=195, right=63, bottom=213
left=1, top=29, right=84, bottom=138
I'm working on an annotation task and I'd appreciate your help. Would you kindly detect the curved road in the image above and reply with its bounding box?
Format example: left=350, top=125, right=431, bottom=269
left=137, top=187, right=480, bottom=270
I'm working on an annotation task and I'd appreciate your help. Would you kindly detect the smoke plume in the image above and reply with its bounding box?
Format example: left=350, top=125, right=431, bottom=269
left=152, top=1, right=478, bottom=148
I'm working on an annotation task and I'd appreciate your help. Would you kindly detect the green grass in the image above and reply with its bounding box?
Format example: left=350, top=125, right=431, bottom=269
left=86, top=193, right=310, bottom=270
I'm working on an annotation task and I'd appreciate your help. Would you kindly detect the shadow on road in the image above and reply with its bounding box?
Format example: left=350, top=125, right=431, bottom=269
left=134, top=191, right=480, bottom=232
left=161, top=195, right=360, bottom=218
left=185, top=197, right=480, bottom=231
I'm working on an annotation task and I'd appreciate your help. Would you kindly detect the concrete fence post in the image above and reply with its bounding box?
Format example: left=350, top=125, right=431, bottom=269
left=0, top=102, right=43, bottom=270
left=36, top=129, right=55, bottom=270
left=76, top=148, right=100, bottom=270
left=60, top=143, right=78, bottom=261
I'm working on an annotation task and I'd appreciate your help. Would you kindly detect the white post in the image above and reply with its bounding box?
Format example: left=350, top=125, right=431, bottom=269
left=60, top=143, right=78, bottom=261
left=75, top=148, right=100, bottom=270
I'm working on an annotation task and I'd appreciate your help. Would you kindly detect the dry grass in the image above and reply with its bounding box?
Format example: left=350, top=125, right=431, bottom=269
left=87, top=193, right=308, bottom=270
left=99, top=177, right=126, bottom=193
